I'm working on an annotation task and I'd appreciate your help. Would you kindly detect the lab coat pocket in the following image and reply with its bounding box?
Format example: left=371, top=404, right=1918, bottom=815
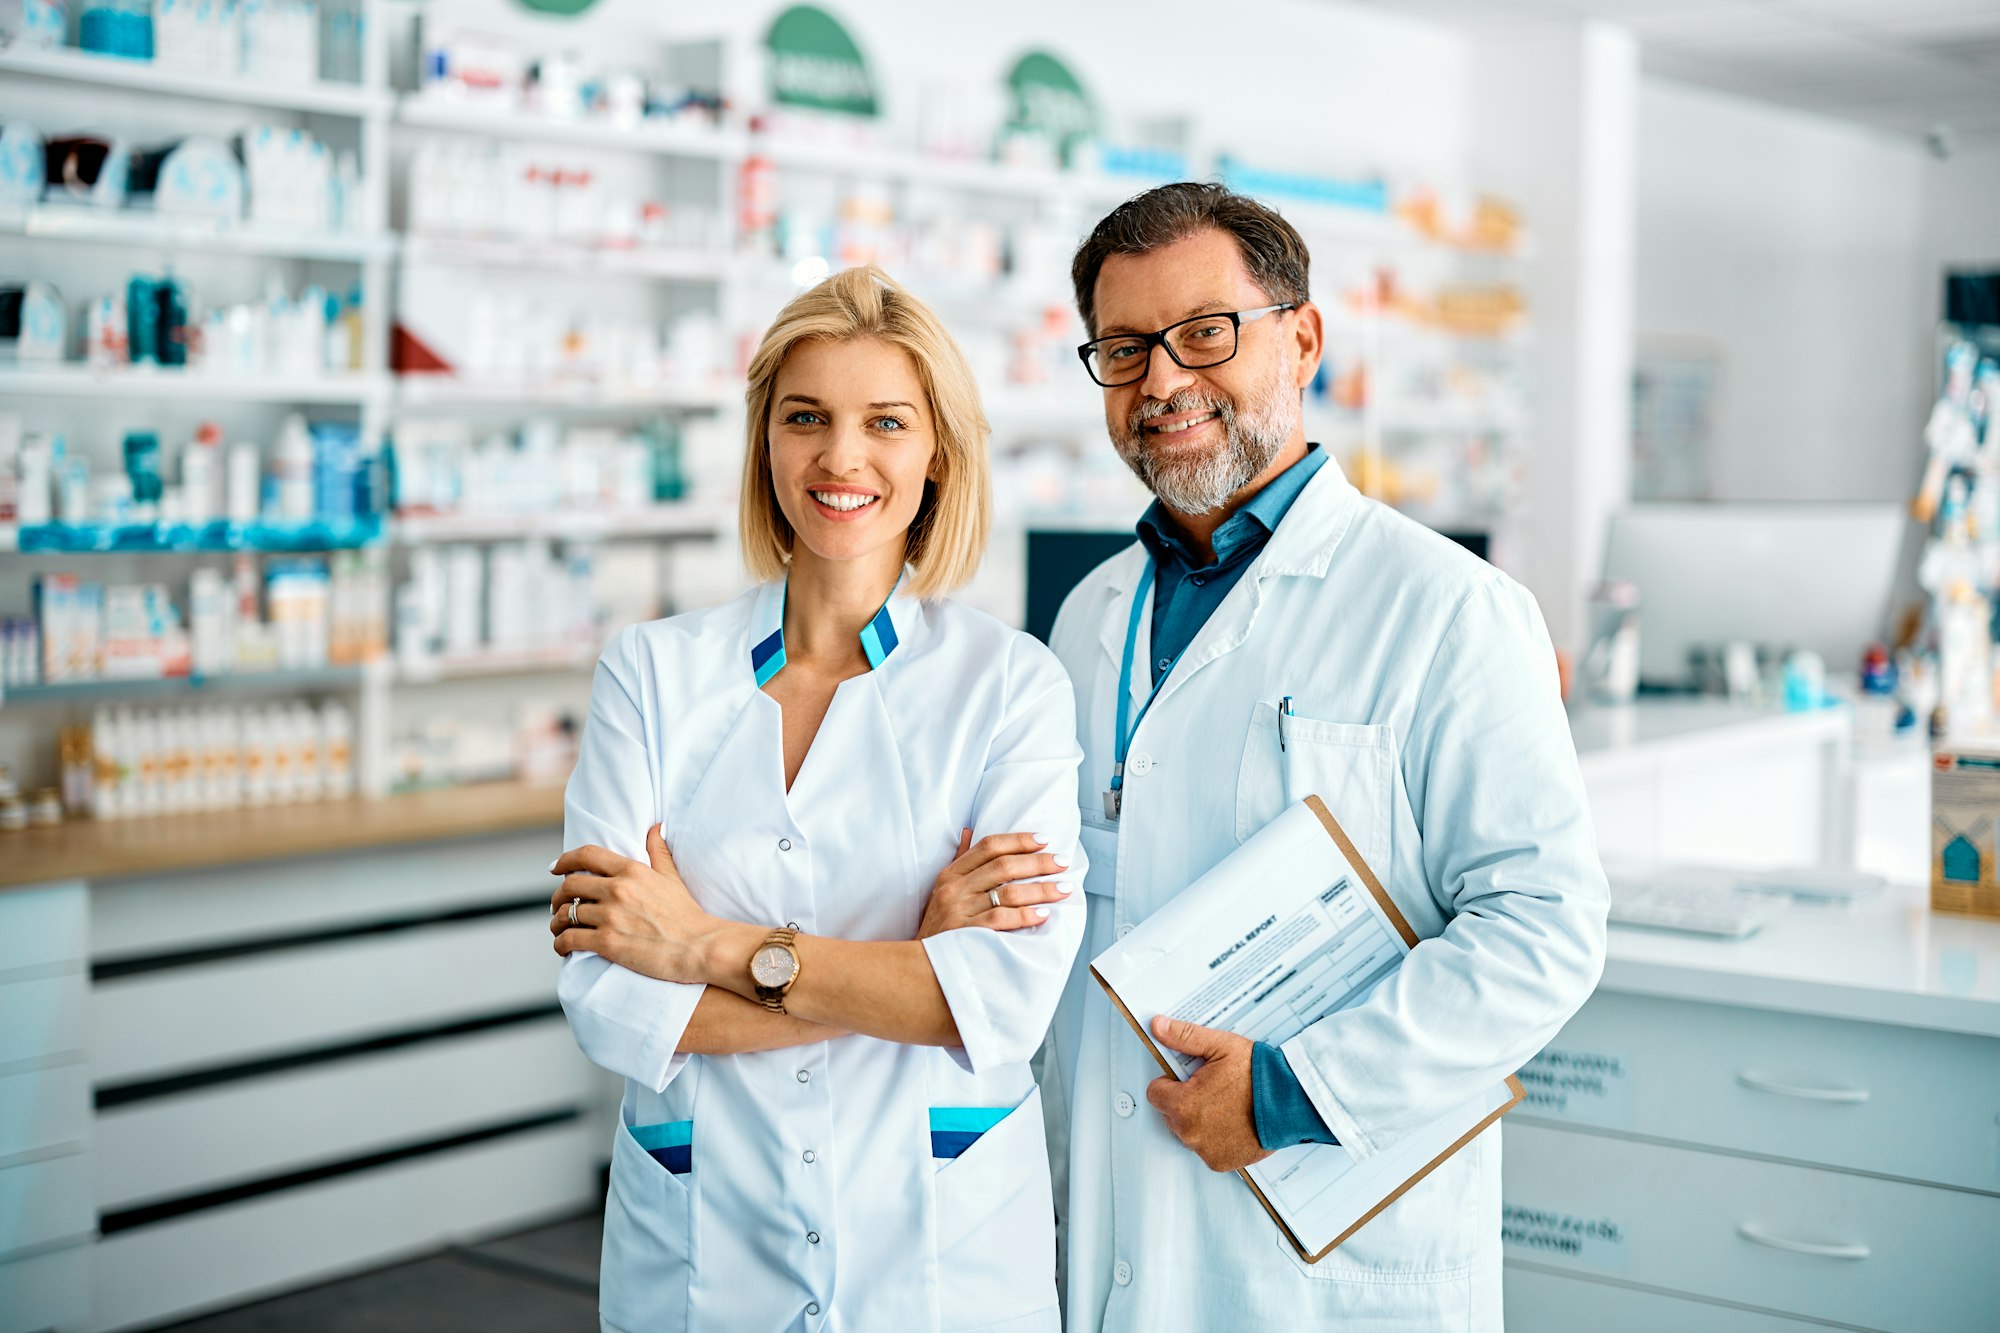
left=1235, top=703, right=1395, bottom=876
left=601, top=1114, right=694, bottom=1331
left=933, top=1084, right=1059, bottom=1329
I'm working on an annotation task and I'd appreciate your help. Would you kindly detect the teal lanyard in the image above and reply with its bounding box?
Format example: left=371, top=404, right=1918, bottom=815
left=1108, top=561, right=1173, bottom=817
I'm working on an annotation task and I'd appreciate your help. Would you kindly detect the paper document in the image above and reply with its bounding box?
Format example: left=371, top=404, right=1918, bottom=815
left=1091, top=796, right=1524, bottom=1262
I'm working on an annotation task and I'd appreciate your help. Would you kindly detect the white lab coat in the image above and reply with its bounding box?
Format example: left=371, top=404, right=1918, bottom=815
left=560, top=580, right=1087, bottom=1333
left=1042, top=459, right=1608, bottom=1331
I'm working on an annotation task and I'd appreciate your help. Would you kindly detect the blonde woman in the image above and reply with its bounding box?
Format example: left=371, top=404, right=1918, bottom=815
left=549, top=265, right=1084, bottom=1332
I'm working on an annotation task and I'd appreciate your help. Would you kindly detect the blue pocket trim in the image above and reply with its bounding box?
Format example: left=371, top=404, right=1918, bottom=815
left=928, top=1106, right=1011, bottom=1159
left=630, top=1119, right=693, bottom=1174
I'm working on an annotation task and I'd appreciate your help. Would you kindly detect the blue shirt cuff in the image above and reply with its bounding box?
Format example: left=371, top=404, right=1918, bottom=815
left=1252, top=1040, right=1339, bottom=1150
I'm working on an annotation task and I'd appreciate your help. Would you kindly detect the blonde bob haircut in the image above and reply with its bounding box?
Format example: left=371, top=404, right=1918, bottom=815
left=739, top=265, right=992, bottom=599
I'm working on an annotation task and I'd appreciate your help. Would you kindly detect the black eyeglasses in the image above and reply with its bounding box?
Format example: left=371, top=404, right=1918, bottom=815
left=1076, top=304, right=1297, bottom=388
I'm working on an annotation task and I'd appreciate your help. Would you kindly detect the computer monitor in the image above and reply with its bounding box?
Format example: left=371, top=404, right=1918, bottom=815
left=1601, top=503, right=1909, bottom=689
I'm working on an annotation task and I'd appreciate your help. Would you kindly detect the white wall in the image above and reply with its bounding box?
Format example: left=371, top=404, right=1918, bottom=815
left=1635, top=79, right=1933, bottom=504
left=1924, top=141, right=2000, bottom=285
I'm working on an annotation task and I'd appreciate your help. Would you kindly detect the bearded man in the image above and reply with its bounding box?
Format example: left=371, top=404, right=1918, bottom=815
left=1037, top=183, right=1608, bottom=1331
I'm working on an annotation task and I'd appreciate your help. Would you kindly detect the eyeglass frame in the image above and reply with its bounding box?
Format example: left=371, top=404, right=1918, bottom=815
left=1075, top=303, right=1299, bottom=388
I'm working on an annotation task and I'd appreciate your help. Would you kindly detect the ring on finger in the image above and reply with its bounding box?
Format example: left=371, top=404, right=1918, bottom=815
left=988, top=888, right=1001, bottom=910
left=568, top=898, right=580, bottom=926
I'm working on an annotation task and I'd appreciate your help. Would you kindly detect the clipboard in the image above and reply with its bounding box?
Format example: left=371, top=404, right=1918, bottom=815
left=1090, top=794, right=1527, bottom=1265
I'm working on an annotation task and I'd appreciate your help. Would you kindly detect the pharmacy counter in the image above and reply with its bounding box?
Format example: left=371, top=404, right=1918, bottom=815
left=1504, top=889, right=2000, bottom=1331
left=0, top=782, right=565, bottom=891
left=0, top=783, right=593, bottom=1333
left=1570, top=699, right=1850, bottom=869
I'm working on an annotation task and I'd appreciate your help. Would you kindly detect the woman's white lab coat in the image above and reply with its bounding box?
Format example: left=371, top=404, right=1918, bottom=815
left=560, top=581, right=1087, bottom=1333
left=1041, top=459, right=1608, bottom=1331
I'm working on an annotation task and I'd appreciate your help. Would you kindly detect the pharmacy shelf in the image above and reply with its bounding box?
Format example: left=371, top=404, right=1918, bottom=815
left=391, top=505, right=731, bottom=544
left=395, top=645, right=598, bottom=683
left=757, top=136, right=1149, bottom=208
left=0, top=666, right=364, bottom=708
left=401, top=234, right=731, bottom=281
left=0, top=365, right=390, bottom=404
left=4, top=516, right=384, bottom=554
left=392, top=376, right=733, bottom=413
left=0, top=45, right=389, bottom=117
left=395, top=97, right=743, bottom=160
left=0, top=205, right=395, bottom=263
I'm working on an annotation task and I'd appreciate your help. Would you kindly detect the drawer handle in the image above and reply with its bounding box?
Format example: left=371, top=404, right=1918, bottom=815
left=1735, top=1071, right=1870, bottom=1104
left=1736, top=1222, right=1870, bottom=1262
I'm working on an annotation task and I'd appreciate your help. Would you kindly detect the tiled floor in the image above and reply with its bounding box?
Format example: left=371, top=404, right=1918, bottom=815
left=157, top=1211, right=604, bottom=1332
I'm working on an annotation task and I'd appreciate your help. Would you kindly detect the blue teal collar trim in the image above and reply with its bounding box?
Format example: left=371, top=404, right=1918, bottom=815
left=751, top=576, right=904, bottom=686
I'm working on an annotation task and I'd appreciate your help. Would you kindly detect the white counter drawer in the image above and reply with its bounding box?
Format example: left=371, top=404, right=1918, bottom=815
left=1519, top=989, right=2000, bottom=1194
left=1504, top=1264, right=1830, bottom=1332
left=0, top=1152, right=93, bottom=1258
left=0, top=971, right=87, bottom=1068
left=1502, top=1122, right=2000, bottom=1330
left=0, top=1243, right=89, bottom=1333
left=92, top=909, right=558, bottom=1084
left=97, top=1018, right=590, bottom=1211
left=0, top=1061, right=89, bottom=1162
left=0, top=883, right=86, bottom=976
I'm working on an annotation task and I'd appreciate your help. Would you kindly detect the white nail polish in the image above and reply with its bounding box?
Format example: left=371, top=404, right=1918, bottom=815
left=1052, top=853, right=1072, bottom=868
left=1055, top=882, right=1073, bottom=895
left=547, top=859, right=559, bottom=873
left=1033, top=906, right=1051, bottom=919
left=1031, top=832, right=1050, bottom=845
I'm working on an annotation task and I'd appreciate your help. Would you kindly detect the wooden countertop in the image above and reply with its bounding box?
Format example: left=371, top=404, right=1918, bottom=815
left=0, top=782, right=565, bottom=889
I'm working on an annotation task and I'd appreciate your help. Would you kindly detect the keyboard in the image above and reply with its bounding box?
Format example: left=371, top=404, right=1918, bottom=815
left=1607, top=868, right=1792, bottom=940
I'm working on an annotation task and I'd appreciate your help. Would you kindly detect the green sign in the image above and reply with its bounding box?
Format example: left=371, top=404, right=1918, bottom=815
left=765, top=5, right=878, bottom=117
left=1006, top=51, right=1098, bottom=161
left=512, top=0, right=601, bottom=16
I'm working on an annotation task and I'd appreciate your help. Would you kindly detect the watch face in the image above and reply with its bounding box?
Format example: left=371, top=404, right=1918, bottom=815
left=751, top=943, right=797, bottom=988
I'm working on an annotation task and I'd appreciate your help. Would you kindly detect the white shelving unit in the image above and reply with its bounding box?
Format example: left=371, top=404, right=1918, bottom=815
left=0, top=365, right=392, bottom=404
left=0, top=43, right=391, bottom=116
left=0, top=205, right=396, bottom=262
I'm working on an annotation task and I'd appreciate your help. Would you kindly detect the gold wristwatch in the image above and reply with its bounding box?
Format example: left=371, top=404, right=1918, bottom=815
left=749, top=928, right=801, bottom=1013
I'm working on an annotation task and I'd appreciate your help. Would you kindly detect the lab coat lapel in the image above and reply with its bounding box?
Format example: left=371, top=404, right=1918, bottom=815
left=1146, top=457, right=1363, bottom=712
left=1095, top=545, right=1156, bottom=717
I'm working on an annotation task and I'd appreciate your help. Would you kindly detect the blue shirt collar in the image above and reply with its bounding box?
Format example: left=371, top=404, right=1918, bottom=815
left=1136, top=444, right=1328, bottom=571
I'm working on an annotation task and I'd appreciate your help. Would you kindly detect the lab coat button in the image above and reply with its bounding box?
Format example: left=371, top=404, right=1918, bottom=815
left=1114, top=1092, right=1135, bottom=1117
left=1156, top=657, right=1171, bottom=672
left=802, top=1149, right=817, bottom=1164
left=786, top=921, right=800, bottom=931
left=778, top=837, right=793, bottom=852
left=807, top=1302, right=821, bottom=1316
left=795, top=1069, right=811, bottom=1084
left=1129, top=752, right=1152, bottom=775
left=807, top=1231, right=820, bottom=1244
left=1114, top=1261, right=1133, bottom=1286
left=1116, top=924, right=1134, bottom=939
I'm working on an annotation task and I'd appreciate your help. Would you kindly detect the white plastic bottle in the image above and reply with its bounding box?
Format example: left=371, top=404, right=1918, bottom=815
left=320, top=699, right=353, bottom=799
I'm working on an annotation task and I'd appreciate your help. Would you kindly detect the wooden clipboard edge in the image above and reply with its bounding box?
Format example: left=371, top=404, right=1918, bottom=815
left=1303, top=794, right=1419, bottom=948
left=1284, top=1072, right=1527, bottom=1265
left=1090, top=963, right=1183, bottom=1084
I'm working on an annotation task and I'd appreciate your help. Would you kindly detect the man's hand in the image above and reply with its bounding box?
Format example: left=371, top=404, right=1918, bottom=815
left=1146, top=1015, right=1272, bottom=1173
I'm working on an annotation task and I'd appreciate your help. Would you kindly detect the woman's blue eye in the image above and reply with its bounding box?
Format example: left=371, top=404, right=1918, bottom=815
left=873, top=416, right=906, bottom=431
left=785, top=411, right=824, bottom=426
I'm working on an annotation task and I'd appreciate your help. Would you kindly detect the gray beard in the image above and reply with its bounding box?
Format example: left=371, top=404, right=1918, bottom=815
left=1109, top=362, right=1299, bottom=515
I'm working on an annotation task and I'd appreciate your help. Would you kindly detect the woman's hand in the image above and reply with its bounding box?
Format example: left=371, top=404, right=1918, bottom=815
left=917, top=829, right=1073, bottom=940
left=550, top=825, right=718, bottom=983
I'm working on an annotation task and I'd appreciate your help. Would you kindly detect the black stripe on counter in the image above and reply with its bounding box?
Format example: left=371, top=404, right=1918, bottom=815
left=98, top=1107, right=583, bottom=1235
left=94, top=893, right=554, bottom=981
left=96, top=1003, right=563, bottom=1108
